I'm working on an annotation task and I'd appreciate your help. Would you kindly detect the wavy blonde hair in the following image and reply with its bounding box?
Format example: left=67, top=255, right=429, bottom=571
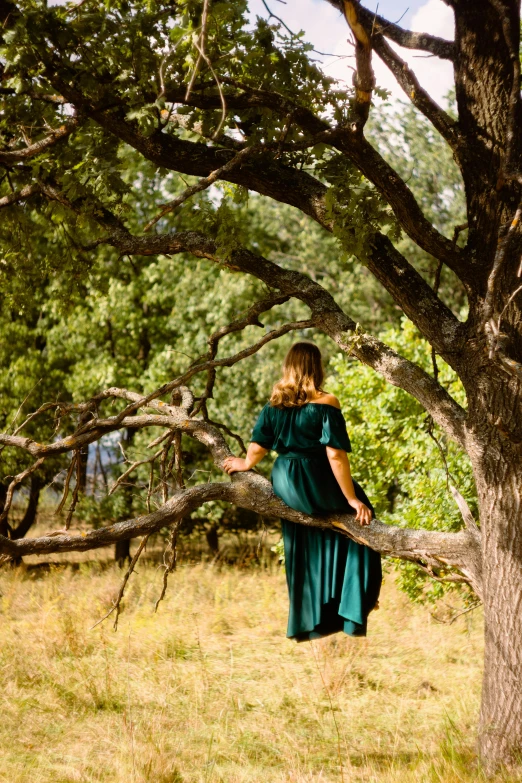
left=269, top=342, right=324, bottom=408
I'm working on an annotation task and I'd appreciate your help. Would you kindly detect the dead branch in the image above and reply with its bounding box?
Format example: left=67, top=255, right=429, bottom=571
left=341, top=0, right=375, bottom=129
left=55, top=453, right=76, bottom=515
left=90, top=534, right=151, bottom=631
left=109, top=448, right=164, bottom=496
left=431, top=600, right=482, bottom=625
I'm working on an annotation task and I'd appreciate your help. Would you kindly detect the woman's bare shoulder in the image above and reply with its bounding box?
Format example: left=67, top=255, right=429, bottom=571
left=315, top=392, right=341, bottom=409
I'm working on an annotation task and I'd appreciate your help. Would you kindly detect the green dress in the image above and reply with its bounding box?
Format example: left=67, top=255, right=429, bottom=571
left=251, top=402, right=382, bottom=641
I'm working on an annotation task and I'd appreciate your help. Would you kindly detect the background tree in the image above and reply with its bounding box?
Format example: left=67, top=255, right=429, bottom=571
left=0, top=0, right=521, bottom=772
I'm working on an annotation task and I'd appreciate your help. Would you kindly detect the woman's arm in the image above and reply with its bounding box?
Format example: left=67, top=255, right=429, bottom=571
left=223, top=442, right=268, bottom=474
left=326, top=447, right=373, bottom=526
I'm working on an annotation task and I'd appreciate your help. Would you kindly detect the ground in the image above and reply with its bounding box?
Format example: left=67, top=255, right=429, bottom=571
left=0, top=538, right=514, bottom=783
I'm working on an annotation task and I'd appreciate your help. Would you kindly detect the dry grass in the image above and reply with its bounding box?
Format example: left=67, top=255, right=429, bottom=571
left=0, top=551, right=517, bottom=783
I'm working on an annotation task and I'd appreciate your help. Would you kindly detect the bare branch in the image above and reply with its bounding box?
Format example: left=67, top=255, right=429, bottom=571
left=0, top=470, right=483, bottom=596
left=55, top=453, right=76, bottom=515
left=90, top=534, right=151, bottom=631
left=109, top=448, right=163, bottom=496
left=341, top=0, right=375, bottom=129
left=431, top=600, right=482, bottom=625
left=358, top=4, right=455, bottom=60
left=325, top=0, right=455, bottom=60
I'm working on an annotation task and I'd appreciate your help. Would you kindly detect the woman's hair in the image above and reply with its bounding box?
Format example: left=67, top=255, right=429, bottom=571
left=269, top=342, right=324, bottom=408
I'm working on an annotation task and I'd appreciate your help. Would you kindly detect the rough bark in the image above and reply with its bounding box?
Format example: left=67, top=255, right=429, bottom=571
left=475, top=450, right=522, bottom=766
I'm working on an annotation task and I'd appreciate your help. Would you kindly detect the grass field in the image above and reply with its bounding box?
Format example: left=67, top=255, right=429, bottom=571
left=0, top=544, right=517, bottom=783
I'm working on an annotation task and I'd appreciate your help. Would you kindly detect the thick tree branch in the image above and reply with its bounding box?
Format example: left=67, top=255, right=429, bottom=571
left=0, top=420, right=482, bottom=595
left=20, top=58, right=470, bottom=353
left=32, top=160, right=465, bottom=373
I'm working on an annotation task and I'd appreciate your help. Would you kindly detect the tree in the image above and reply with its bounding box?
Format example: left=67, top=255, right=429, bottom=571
left=1, top=0, right=521, bottom=771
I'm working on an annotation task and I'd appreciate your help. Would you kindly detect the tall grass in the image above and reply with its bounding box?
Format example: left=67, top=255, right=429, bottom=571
left=0, top=552, right=516, bottom=782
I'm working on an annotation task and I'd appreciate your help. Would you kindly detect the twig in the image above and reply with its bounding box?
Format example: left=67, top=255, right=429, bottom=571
left=64, top=451, right=82, bottom=530
left=310, top=641, right=345, bottom=783
left=154, top=525, right=178, bottom=612
left=55, top=452, right=77, bottom=515
left=415, top=560, right=471, bottom=585
left=143, top=145, right=255, bottom=231
left=185, top=0, right=210, bottom=103
left=109, top=448, right=163, bottom=496
left=5, top=379, right=43, bottom=435
left=90, top=534, right=150, bottom=631
left=431, top=600, right=481, bottom=625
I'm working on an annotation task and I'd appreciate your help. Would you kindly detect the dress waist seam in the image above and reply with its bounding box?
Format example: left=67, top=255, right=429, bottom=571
left=276, top=451, right=327, bottom=460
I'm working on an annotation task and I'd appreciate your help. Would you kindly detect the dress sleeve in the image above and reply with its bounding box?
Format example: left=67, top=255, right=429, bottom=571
left=320, top=406, right=352, bottom=452
left=251, top=404, right=275, bottom=450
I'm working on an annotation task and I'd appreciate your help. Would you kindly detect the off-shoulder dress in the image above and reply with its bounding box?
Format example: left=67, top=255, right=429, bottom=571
left=251, top=402, right=382, bottom=640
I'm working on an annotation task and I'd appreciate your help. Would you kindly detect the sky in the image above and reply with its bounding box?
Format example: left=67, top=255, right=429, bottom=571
left=248, top=0, right=455, bottom=106
left=48, top=0, right=455, bottom=107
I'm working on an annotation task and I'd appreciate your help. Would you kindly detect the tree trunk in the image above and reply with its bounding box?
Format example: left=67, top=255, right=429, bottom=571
left=11, top=475, right=41, bottom=540
left=464, top=366, right=522, bottom=771
left=115, top=538, right=131, bottom=567
left=476, top=450, right=522, bottom=769
left=0, top=483, right=7, bottom=538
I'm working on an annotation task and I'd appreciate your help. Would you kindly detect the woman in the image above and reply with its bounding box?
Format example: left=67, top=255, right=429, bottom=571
left=223, top=341, right=382, bottom=641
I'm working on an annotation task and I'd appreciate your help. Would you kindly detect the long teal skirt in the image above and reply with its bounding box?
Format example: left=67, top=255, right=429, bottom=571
left=272, top=453, right=382, bottom=641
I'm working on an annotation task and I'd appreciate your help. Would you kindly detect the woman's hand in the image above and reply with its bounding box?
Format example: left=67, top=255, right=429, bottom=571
left=348, top=498, right=373, bottom=526
left=223, top=443, right=268, bottom=475
left=223, top=456, right=251, bottom=474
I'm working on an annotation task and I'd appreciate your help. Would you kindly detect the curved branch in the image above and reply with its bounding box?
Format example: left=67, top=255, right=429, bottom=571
left=0, top=470, right=482, bottom=595
left=358, top=5, right=455, bottom=60
left=32, top=64, right=468, bottom=343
